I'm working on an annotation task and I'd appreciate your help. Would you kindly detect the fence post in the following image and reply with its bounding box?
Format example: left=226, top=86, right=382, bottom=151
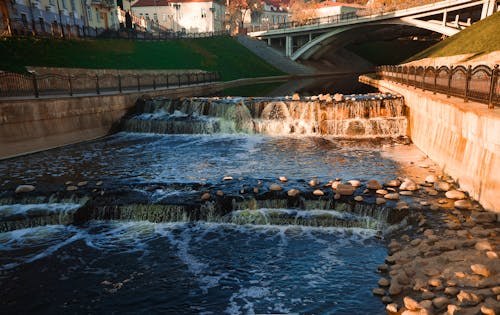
left=32, top=74, right=39, bottom=98
left=178, top=74, right=181, bottom=87
left=447, top=66, right=453, bottom=98
left=96, top=75, right=100, bottom=94
left=421, top=67, right=426, bottom=91
left=153, top=76, right=156, bottom=90
left=433, top=67, right=437, bottom=94
left=118, top=74, right=122, bottom=93
left=464, top=65, right=472, bottom=102
left=68, top=75, right=73, bottom=96
left=187, top=73, right=190, bottom=85
left=488, top=64, right=498, bottom=109
left=166, top=74, right=169, bottom=88
left=413, top=68, right=417, bottom=89
left=137, top=75, right=141, bottom=91
left=406, top=67, right=410, bottom=86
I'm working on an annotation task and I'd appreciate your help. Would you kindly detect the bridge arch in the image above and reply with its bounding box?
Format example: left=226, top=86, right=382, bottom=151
left=291, top=19, right=460, bottom=61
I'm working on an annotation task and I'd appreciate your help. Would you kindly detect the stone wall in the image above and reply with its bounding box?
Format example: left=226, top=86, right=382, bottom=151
left=360, top=75, right=500, bottom=213
left=26, top=67, right=208, bottom=76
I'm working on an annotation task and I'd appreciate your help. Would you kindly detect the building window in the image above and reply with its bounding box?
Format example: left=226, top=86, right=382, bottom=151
left=70, top=0, right=76, bottom=11
left=61, top=0, right=66, bottom=9
left=153, top=13, right=158, bottom=21
left=87, top=7, right=92, bottom=20
left=145, top=13, right=149, bottom=20
left=96, top=11, right=100, bottom=22
left=162, top=13, right=166, bottom=21
left=21, top=13, right=28, bottom=27
left=201, top=8, right=206, bottom=18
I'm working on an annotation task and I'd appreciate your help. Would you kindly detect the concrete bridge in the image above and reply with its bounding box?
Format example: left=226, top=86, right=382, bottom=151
left=247, top=0, right=498, bottom=61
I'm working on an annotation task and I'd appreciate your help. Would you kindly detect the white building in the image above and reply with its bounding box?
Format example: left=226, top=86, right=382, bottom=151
left=311, top=1, right=365, bottom=18
left=131, top=0, right=225, bottom=33
left=243, top=0, right=290, bottom=28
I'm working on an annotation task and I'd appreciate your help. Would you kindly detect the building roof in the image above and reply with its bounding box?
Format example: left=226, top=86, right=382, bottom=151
left=132, top=0, right=221, bottom=7
left=311, top=2, right=365, bottom=9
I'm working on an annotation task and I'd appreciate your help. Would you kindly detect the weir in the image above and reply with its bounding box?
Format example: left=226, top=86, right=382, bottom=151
left=122, top=94, right=407, bottom=138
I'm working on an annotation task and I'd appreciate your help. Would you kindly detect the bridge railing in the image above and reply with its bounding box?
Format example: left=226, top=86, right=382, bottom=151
left=376, top=64, right=499, bottom=109
left=0, top=71, right=221, bottom=98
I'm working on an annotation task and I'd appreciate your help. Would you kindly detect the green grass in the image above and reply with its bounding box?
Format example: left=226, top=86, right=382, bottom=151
left=346, top=39, right=437, bottom=65
left=0, top=36, right=284, bottom=81
left=407, top=11, right=500, bottom=62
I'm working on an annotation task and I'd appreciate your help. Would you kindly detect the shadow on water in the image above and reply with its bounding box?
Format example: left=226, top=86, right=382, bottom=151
left=217, top=74, right=377, bottom=97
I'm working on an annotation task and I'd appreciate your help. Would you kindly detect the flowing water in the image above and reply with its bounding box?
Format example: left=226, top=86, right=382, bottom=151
left=0, top=94, right=411, bottom=314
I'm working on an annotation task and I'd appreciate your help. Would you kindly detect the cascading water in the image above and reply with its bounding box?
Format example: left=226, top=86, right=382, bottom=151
left=0, top=92, right=416, bottom=314
left=123, top=94, right=407, bottom=137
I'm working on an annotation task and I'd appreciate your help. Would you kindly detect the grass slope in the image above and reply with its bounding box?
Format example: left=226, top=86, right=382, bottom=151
left=0, top=36, right=283, bottom=81
left=407, top=11, right=500, bottom=62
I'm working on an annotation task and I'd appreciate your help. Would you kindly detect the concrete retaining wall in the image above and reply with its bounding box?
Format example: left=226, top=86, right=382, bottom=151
left=360, top=75, right=500, bottom=212
left=0, top=83, right=224, bottom=160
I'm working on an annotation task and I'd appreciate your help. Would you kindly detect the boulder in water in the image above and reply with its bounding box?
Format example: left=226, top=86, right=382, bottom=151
left=292, top=93, right=300, bottom=101
left=15, top=185, right=35, bottom=193
left=223, top=176, right=233, bottom=181
left=425, top=175, right=437, bottom=183
left=201, top=193, right=211, bottom=201
left=313, top=189, right=324, bottom=196
left=366, top=180, right=382, bottom=190
left=454, top=200, right=471, bottom=210
left=335, top=184, right=355, bottom=195
left=400, top=179, right=418, bottom=191
left=269, top=184, right=282, bottom=191
left=67, top=185, right=78, bottom=191
left=216, top=190, right=224, bottom=197
left=287, top=189, right=300, bottom=197
left=384, top=179, right=401, bottom=187
left=434, top=181, right=451, bottom=192
left=309, top=179, right=319, bottom=187
left=354, top=196, right=364, bottom=202
left=384, top=193, right=400, bottom=200
left=333, top=93, right=343, bottom=102
left=445, top=190, right=465, bottom=199
left=279, top=176, right=288, bottom=182
left=348, top=180, right=361, bottom=187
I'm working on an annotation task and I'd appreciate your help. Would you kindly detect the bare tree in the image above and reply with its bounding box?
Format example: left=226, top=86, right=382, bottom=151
left=289, top=0, right=317, bottom=24
left=226, top=0, right=263, bottom=34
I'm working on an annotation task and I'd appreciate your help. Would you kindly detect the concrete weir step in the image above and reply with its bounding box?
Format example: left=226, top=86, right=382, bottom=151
left=236, top=35, right=315, bottom=75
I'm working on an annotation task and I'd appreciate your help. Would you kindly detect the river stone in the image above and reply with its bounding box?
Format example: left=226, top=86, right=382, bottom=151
left=404, top=296, right=420, bottom=311
left=445, top=190, right=466, bottom=199
left=457, top=290, right=483, bottom=306
left=223, top=176, right=233, bottom=181
left=309, top=179, right=319, bottom=187
left=435, top=181, right=452, bottom=192
left=470, top=264, right=490, bottom=277
left=333, top=93, right=343, bottom=102
left=324, top=94, right=332, bottom=102
left=376, top=189, right=388, bottom=195
left=433, top=296, right=449, bottom=309
left=366, top=180, right=382, bottom=190
left=384, top=179, right=401, bottom=187
left=427, top=189, right=439, bottom=196
left=389, top=282, right=402, bottom=295
left=313, top=189, right=324, bottom=196
left=253, top=187, right=259, bottom=194
left=420, top=201, right=431, bottom=206
left=373, top=288, right=385, bottom=296
left=378, top=264, right=389, bottom=272
left=15, top=185, right=35, bottom=193
left=269, top=184, right=282, bottom=191
left=201, top=193, right=211, bottom=201
left=354, top=196, right=364, bottom=202
left=422, top=291, right=435, bottom=300
left=376, top=198, right=387, bottom=205
left=445, top=287, right=459, bottom=296
left=492, top=287, right=500, bottom=294
left=292, top=93, right=300, bottom=101
left=336, top=184, right=355, bottom=195
left=400, top=191, right=414, bottom=196
left=475, top=240, right=493, bottom=251
left=447, top=305, right=460, bottom=315
left=77, top=181, right=88, bottom=186
left=398, top=274, right=411, bottom=285
left=279, top=176, right=288, bottom=182
left=334, top=193, right=341, bottom=200
left=65, top=181, right=73, bottom=185
left=386, top=303, right=398, bottom=313
left=348, top=180, right=361, bottom=187
left=67, top=185, right=78, bottom=191
left=486, top=251, right=498, bottom=259
left=384, top=193, right=400, bottom=200
left=396, top=201, right=409, bottom=210
left=428, top=278, right=442, bottom=287
left=454, top=200, right=472, bottom=210
left=425, top=175, right=438, bottom=183
left=96, top=181, right=103, bottom=186
left=382, top=296, right=393, bottom=304
left=216, top=190, right=224, bottom=197
left=378, top=277, right=390, bottom=287
left=480, top=305, right=496, bottom=315
left=471, top=211, right=497, bottom=223
left=287, top=189, right=300, bottom=197
left=400, top=179, right=418, bottom=191
left=419, top=300, right=433, bottom=311
left=331, top=181, right=342, bottom=189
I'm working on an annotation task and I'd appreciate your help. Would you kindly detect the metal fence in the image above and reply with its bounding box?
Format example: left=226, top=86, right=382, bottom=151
left=0, top=71, right=220, bottom=98
left=5, top=18, right=230, bottom=41
left=376, top=64, right=499, bottom=109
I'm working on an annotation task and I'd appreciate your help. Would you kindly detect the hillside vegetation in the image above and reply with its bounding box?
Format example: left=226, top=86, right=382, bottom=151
left=407, top=11, right=500, bottom=62
left=0, top=36, right=283, bottom=81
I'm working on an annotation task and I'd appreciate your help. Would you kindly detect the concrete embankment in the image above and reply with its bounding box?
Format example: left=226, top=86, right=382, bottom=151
left=0, top=83, right=223, bottom=160
left=360, top=75, right=500, bottom=213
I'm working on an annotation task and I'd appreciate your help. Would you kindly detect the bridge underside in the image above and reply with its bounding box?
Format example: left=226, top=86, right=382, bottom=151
left=254, top=0, right=493, bottom=63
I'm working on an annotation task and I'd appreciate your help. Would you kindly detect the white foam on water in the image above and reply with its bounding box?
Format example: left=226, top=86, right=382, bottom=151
left=0, top=203, right=82, bottom=217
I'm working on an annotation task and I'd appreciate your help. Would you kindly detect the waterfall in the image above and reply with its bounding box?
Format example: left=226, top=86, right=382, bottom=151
left=122, top=95, right=408, bottom=138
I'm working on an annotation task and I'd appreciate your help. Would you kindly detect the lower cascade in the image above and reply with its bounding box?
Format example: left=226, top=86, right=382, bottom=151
left=122, top=94, right=407, bottom=137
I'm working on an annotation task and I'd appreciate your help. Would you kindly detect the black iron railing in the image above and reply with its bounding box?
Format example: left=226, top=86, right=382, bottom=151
left=0, top=71, right=220, bottom=98
left=376, top=64, right=499, bottom=109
